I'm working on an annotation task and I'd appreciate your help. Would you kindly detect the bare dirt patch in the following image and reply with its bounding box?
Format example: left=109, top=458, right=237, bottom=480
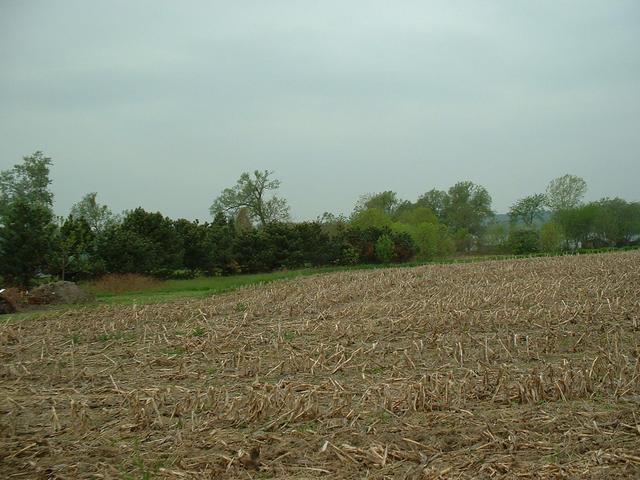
left=28, top=281, right=95, bottom=305
left=1, top=252, right=639, bottom=479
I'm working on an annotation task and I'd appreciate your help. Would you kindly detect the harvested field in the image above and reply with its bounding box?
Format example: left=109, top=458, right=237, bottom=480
left=1, top=252, right=640, bottom=479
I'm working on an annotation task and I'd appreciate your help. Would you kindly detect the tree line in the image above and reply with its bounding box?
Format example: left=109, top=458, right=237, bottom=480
left=1, top=152, right=639, bottom=288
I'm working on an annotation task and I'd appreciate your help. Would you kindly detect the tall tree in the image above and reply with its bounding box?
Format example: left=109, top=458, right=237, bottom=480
left=554, top=203, right=598, bottom=246
left=70, top=192, right=115, bottom=233
left=416, top=189, right=448, bottom=221
left=121, top=208, right=184, bottom=272
left=483, top=221, right=509, bottom=252
left=51, top=215, right=96, bottom=280
left=350, top=208, right=393, bottom=230
left=545, top=174, right=587, bottom=212
left=173, top=218, right=211, bottom=272
left=0, top=152, right=56, bottom=287
left=209, top=213, right=237, bottom=274
left=539, top=221, right=564, bottom=252
left=0, top=198, right=55, bottom=287
left=97, top=208, right=183, bottom=274
left=234, top=207, right=254, bottom=233
left=592, top=198, right=640, bottom=246
left=210, top=170, right=290, bottom=226
left=0, top=151, right=53, bottom=217
left=411, top=222, right=454, bottom=260
left=96, top=224, right=155, bottom=274
left=354, top=191, right=400, bottom=216
left=395, top=207, right=438, bottom=226
left=442, top=181, right=493, bottom=236
left=508, top=193, right=547, bottom=226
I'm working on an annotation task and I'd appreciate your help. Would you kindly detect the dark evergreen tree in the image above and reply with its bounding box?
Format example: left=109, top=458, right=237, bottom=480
left=0, top=198, right=55, bottom=287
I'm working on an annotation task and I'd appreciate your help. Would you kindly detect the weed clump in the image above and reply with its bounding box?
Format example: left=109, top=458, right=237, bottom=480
left=86, top=274, right=164, bottom=294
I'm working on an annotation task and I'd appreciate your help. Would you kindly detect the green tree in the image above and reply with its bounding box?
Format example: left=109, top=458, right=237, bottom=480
left=234, top=207, right=254, bottom=233
left=0, top=152, right=56, bottom=287
left=592, top=198, right=640, bottom=246
left=0, top=151, right=53, bottom=217
left=416, top=189, right=447, bottom=221
left=0, top=198, right=55, bottom=287
left=482, top=221, right=509, bottom=253
left=391, top=231, right=417, bottom=262
left=354, top=191, right=400, bottom=216
left=97, top=208, right=183, bottom=275
left=453, top=228, right=474, bottom=253
left=51, top=215, right=96, bottom=280
left=545, top=174, right=587, bottom=212
left=350, top=208, right=393, bottom=230
left=508, top=194, right=547, bottom=226
left=392, top=200, right=415, bottom=220
left=210, top=170, right=290, bottom=226
left=123, top=208, right=184, bottom=273
left=395, top=207, right=438, bottom=226
left=340, top=226, right=386, bottom=263
left=442, top=181, right=494, bottom=237
left=97, top=224, right=155, bottom=274
left=411, top=222, right=454, bottom=260
left=209, top=213, right=238, bottom=274
left=554, top=203, right=598, bottom=247
left=70, top=192, right=115, bottom=233
left=508, top=229, right=540, bottom=255
left=173, top=218, right=211, bottom=272
left=317, top=212, right=348, bottom=237
left=539, top=221, right=564, bottom=252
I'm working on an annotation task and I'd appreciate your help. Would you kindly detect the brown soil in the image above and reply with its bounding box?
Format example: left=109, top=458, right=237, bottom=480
left=1, top=252, right=639, bottom=479
left=27, top=281, right=95, bottom=305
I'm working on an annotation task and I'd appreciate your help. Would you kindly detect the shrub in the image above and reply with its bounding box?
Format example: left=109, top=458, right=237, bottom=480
left=152, top=268, right=196, bottom=280
left=412, top=222, right=453, bottom=260
left=391, top=231, right=416, bottom=262
left=171, top=269, right=197, bottom=280
left=337, top=244, right=359, bottom=265
left=540, top=221, right=564, bottom=253
left=86, top=273, right=163, bottom=294
left=509, top=229, right=540, bottom=255
left=375, top=234, right=394, bottom=264
left=453, top=228, right=474, bottom=253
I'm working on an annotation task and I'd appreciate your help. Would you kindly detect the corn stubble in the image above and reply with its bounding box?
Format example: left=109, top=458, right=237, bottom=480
left=1, top=252, right=640, bottom=479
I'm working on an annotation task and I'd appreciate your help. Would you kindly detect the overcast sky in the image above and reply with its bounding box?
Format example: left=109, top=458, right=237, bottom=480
left=1, top=1, right=639, bottom=221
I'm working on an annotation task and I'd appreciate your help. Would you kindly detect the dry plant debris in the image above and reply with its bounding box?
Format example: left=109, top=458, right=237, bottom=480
left=1, top=251, right=640, bottom=479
